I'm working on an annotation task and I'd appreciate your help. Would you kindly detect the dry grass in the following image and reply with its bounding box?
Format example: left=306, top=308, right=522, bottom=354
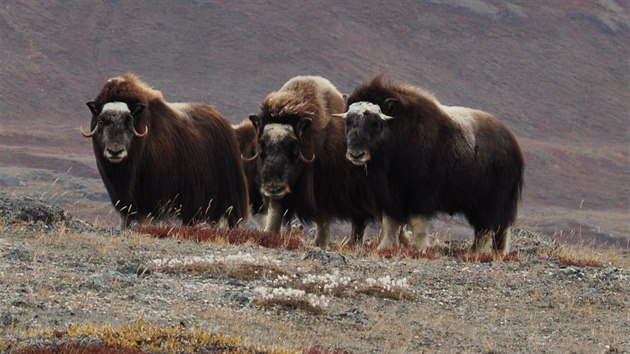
left=547, top=241, right=630, bottom=268
left=132, top=223, right=628, bottom=268
left=152, top=262, right=290, bottom=281
left=135, top=224, right=303, bottom=250
left=7, top=320, right=292, bottom=354
left=303, top=346, right=351, bottom=354
left=457, top=252, right=519, bottom=263
left=256, top=298, right=325, bottom=315
left=355, top=286, right=416, bottom=301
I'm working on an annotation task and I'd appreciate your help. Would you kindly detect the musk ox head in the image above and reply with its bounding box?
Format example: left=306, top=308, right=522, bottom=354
left=250, top=116, right=314, bottom=200
left=81, top=101, right=148, bottom=164
left=334, top=100, right=395, bottom=166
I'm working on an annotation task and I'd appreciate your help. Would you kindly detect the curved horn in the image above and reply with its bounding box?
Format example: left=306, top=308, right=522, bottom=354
left=330, top=113, right=348, bottom=119
left=132, top=125, right=149, bottom=137
left=299, top=149, right=315, bottom=163
left=379, top=113, right=395, bottom=121
left=80, top=125, right=97, bottom=138
left=241, top=150, right=259, bottom=162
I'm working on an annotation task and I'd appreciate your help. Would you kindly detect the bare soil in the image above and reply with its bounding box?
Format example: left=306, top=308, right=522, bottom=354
left=0, top=192, right=628, bottom=353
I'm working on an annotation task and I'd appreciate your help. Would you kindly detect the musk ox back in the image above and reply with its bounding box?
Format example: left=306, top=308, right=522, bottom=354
left=82, top=73, right=248, bottom=227
left=249, top=75, right=379, bottom=248
left=340, top=76, right=524, bottom=253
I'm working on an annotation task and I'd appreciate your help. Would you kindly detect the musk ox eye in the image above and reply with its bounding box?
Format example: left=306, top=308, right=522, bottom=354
left=370, top=118, right=382, bottom=131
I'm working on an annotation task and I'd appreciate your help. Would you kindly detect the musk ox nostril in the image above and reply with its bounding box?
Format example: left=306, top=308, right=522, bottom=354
left=266, top=183, right=284, bottom=194
left=107, top=148, right=125, bottom=157
left=349, top=150, right=366, bottom=159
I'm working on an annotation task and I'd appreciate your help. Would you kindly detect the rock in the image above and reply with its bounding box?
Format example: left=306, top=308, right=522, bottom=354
left=0, top=191, right=67, bottom=225
left=302, top=249, right=348, bottom=265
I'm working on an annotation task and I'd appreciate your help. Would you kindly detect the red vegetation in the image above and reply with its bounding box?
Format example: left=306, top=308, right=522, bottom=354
left=135, top=225, right=303, bottom=250
left=15, top=343, right=145, bottom=354
left=304, top=345, right=352, bottom=354
left=136, top=225, right=519, bottom=263
left=558, top=256, right=603, bottom=268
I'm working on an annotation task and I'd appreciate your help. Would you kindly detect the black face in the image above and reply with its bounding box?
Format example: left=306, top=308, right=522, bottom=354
left=344, top=106, right=389, bottom=166
left=86, top=101, right=145, bottom=164
left=257, top=123, right=304, bottom=199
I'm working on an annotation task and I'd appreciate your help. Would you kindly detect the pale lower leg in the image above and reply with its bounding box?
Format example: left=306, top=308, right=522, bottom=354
left=377, top=215, right=403, bottom=250
left=472, top=229, right=492, bottom=253
left=494, top=228, right=511, bottom=254
left=314, top=219, right=331, bottom=249
left=264, top=200, right=283, bottom=233
left=409, top=215, right=430, bottom=251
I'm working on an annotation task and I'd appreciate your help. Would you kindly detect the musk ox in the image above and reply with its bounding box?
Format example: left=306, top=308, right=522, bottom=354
left=337, top=76, right=524, bottom=254
left=232, top=119, right=266, bottom=222
left=249, top=75, right=380, bottom=248
left=81, top=73, right=249, bottom=227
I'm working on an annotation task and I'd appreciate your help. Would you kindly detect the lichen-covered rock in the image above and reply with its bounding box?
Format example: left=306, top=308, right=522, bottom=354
left=0, top=191, right=67, bottom=225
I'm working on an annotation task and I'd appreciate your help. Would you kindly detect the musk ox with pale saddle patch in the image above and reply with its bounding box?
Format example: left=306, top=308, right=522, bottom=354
left=336, top=76, right=524, bottom=254
left=248, top=75, right=380, bottom=248
left=81, top=73, right=249, bottom=227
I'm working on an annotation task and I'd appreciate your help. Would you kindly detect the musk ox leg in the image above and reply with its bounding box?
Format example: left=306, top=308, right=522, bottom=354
left=314, top=219, right=332, bottom=249
left=471, top=229, right=493, bottom=253
left=253, top=212, right=267, bottom=228
left=341, top=220, right=367, bottom=248
left=377, top=215, right=404, bottom=250
left=408, top=215, right=430, bottom=251
left=264, top=200, right=284, bottom=233
left=493, top=227, right=511, bottom=255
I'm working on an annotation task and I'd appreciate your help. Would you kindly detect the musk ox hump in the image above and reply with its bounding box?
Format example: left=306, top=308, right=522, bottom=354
left=96, top=72, right=164, bottom=105
left=441, top=105, right=478, bottom=155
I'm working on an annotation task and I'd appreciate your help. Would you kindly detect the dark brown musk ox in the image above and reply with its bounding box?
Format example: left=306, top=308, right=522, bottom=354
left=337, top=76, right=524, bottom=254
left=248, top=75, right=380, bottom=248
left=81, top=73, right=249, bottom=228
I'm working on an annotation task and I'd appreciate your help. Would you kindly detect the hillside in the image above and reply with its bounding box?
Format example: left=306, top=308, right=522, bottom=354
left=0, top=0, right=628, bottom=245
left=0, top=192, right=629, bottom=353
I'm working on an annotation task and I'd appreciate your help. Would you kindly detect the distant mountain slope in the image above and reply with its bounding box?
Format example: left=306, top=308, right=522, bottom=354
left=0, top=0, right=628, bottom=244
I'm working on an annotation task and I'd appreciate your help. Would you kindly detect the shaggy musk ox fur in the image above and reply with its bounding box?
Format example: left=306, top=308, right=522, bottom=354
left=82, top=73, right=248, bottom=227
left=340, top=76, right=524, bottom=253
left=249, top=76, right=379, bottom=248
left=232, top=119, right=265, bottom=219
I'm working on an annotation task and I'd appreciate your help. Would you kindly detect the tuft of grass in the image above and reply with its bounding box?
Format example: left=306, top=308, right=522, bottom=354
left=135, top=225, right=303, bottom=250
left=4, top=320, right=294, bottom=354
left=14, top=342, right=146, bottom=354
left=458, top=252, right=518, bottom=263
left=546, top=242, right=623, bottom=268
left=557, top=255, right=603, bottom=268
left=153, top=262, right=290, bottom=281
left=303, top=345, right=352, bottom=354
left=375, top=246, right=439, bottom=260
left=355, top=286, right=415, bottom=301
left=256, top=297, right=325, bottom=315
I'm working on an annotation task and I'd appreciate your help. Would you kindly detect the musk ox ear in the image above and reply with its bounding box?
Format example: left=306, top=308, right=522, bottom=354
left=342, top=93, right=349, bottom=104
left=129, top=103, right=145, bottom=117
left=248, top=114, right=261, bottom=132
left=382, top=98, right=399, bottom=116
left=86, top=101, right=102, bottom=116
left=296, top=117, right=312, bottom=139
